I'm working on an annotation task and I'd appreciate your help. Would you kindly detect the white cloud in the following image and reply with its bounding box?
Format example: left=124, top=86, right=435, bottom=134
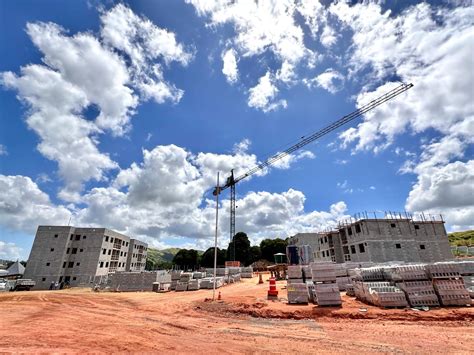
left=0, top=175, right=71, bottom=234
left=271, top=150, right=315, bottom=170
left=248, top=72, right=287, bottom=112
left=0, top=144, right=7, bottom=156
left=0, top=241, right=24, bottom=261
left=304, top=68, right=344, bottom=94
left=232, top=138, right=251, bottom=154
left=1, top=5, right=192, bottom=202
left=222, top=48, right=239, bottom=84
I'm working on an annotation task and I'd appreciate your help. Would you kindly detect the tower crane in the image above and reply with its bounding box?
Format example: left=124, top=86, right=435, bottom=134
left=213, top=82, right=413, bottom=259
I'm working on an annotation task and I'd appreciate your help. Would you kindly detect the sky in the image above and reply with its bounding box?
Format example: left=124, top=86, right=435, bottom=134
left=0, top=0, right=473, bottom=260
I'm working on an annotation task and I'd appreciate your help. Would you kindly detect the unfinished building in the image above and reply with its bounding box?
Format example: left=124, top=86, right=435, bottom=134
left=23, top=226, right=148, bottom=289
left=289, top=213, right=453, bottom=264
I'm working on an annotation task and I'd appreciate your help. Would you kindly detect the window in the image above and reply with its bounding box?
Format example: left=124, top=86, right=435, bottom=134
left=54, top=234, right=58, bottom=238
left=395, top=243, right=401, bottom=249
left=105, top=262, right=109, bottom=267
left=42, top=277, right=46, bottom=282
left=50, top=248, right=55, bottom=252
left=108, top=250, right=111, bottom=255
left=414, top=225, right=420, bottom=230
left=82, top=235, right=86, bottom=239
left=73, top=277, right=77, bottom=281
left=76, top=262, right=80, bottom=266
left=72, top=248, right=77, bottom=254
left=420, top=244, right=426, bottom=250
left=390, top=223, right=396, bottom=228
left=103, top=249, right=106, bottom=255
left=350, top=245, right=356, bottom=254
left=105, top=236, right=109, bottom=242
left=122, top=241, right=125, bottom=246
left=46, top=262, right=50, bottom=266
left=100, top=262, right=104, bottom=268
left=63, top=262, right=66, bottom=268
left=68, top=262, right=74, bottom=268
left=67, top=248, right=70, bottom=254
left=120, top=251, right=123, bottom=257
left=355, top=224, right=361, bottom=233
left=70, top=234, right=73, bottom=241
left=59, top=276, right=63, bottom=282
left=348, top=227, right=353, bottom=236
left=110, top=238, right=114, bottom=243
left=124, top=252, right=127, bottom=257
left=126, top=242, right=129, bottom=247
left=80, top=249, right=83, bottom=252
left=358, top=243, right=365, bottom=253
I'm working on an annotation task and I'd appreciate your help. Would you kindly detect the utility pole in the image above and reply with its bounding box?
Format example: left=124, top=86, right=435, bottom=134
left=212, top=172, right=220, bottom=301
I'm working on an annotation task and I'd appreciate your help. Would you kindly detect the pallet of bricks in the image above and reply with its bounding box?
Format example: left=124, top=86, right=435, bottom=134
left=241, top=266, right=253, bottom=278
left=310, top=262, right=341, bottom=306
left=427, top=263, right=471, bottom=306
left=352, top=267, right=407, bottom=308
left=389, top=265, right=439, bottom=307
left=457, top=261, right=474, bottom=299
left=287, top=265, right=308, bottom=304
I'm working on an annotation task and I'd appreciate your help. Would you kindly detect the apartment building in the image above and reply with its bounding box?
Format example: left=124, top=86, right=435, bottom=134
left=289, top=213, right=453, bottom=264
left=23, top=226, right=148, bottom=289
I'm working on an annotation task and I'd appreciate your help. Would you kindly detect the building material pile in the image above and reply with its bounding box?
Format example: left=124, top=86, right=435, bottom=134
left=428, top=263, right=470, bottom=306
left=187, top=279, right=201, bottom=291
left=287, top=265, right=308, bottom=304
left=241, top=266, right=253, bottom=278
left=200, top=277, right=224, bottom=289
left=369, top=285, right=409, bottom=308
left=110, top=271, right=171, bottom=292
left=175, top=281, right=188, bottom=291
left=398, top=281, right=440, bottom=307
left=314, top=283, right=342, bottom=306
left=309, top=262, right=341, bottom=306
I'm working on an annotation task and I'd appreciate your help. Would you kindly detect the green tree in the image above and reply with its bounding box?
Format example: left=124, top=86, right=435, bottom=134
left=200, top=247, right=226, bottom=267
left=248, top=245, right=262, bottom=265
left=227, top=232, right=251, bottom=265
left=172, top=249, right=200, bottom=269
left=260, top=238, right=287, bottom=262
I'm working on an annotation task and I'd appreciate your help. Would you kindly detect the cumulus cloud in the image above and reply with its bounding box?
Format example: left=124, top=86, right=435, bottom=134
left=1, top=4, right=192, bottom=201
left=222, top=48, right=239, bottom=84
left=304, top=68, right=344, bottom=94
left=0, top=144, right=7, bottom=156
left=0, top=175, right=71, bottom=233
left=248, top=72, right=287, bottom=112
left=0, top=241, right=24, bottom=260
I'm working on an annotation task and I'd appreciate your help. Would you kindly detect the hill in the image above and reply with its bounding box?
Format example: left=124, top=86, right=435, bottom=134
left=146, top=248, right=204, bottom=269
left=448, top=230, right=474, bottom=247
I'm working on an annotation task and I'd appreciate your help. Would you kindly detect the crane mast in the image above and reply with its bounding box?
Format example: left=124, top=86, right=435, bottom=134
left=213, top=83, right=414, bottom=252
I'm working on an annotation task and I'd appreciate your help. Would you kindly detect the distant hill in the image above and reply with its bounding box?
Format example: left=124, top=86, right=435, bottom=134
left=146, top=247, right=204, bottom=269
left=448, top=230, right=474, bottom=247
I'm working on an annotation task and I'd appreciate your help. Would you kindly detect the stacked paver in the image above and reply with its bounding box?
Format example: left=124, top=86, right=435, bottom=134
left=428, top=264, right=471, bottom=306
left=287, top=265, right=308, bottom=304
left=310, top=262, right=341, bottom=306
left=109, top=271, right=171, bottom=292
left=241, top=266, right=253, bottom=278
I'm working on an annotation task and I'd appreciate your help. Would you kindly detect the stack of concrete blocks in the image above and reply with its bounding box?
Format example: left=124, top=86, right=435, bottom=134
left=228, top=267, right=242, bottom=283
left=200, top=277, right=224, bottom=289
left=369, top=285, right=409, bottom=308
left=187, top=279, right=201, bottom=291
left=334, top=264, right=351, bottom=291
left=241, top=267, right=253, bottom=278
left=110, top=271, right=171, bottom=292
left=193, top=272, right=203, bottom=279
left=398, top=281, right=440, bottom=307
left=286, top=265, right=308, bottom=304
left=457, top=261, right=474, bottom=298
left=175, top=281, right=188, bottom=291
left=170, top=271, right=182, bottom=290
left=310, top=262, right=342, bottom=306
left=428, top=264, right=471, bottom=306
left=306, top=281, right=315, bottom=303
left=355, top=281, right=391, bottom=303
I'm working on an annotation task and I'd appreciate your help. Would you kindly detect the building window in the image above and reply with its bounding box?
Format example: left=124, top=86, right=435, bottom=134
left=103, top=249, right=106, bottom=255
left=50, top=248, right=54, bottom=252
left=105, top=236, right=109, bottom=242
left=122, top=241, right=125, bottom=246
left=63, top=262, right=66, bottom=268
left=108, top=250, right=111, bottom=255
left=110, top=238, right=114, bottom=243
left=54, top=234, right=58, bottom=238
left=124, top=252, right=127, bottom=257
left=83, top=235, right=86, bottom=239
left=105, top=262, right=109, bottom=267
left=420, top=244, right=426, bottom=250
left=46, top=262, right=50, bottom=266
left=120, top=251, right=123, bottom=257
left=75, top=235, right=81, bottom=241
left=348, top=227, right=353, bottom=236
left=68, top=262, right=74, bottom=268
left=350, top=245, right=356, bottom=254
left=73, top=277, right=77, bottom=281
left=67, top=248, right=70, bottom=254
left=126, top=242, right=129, bottom=247
left=355, top=224, right=361, bottom=233
left=76, top=262, right=80, bottom=266
left=72, top=248, right=77, bottom=254
left=414, top=225, right=420, bottom=230
left=395, top=243, right=401, bottom=249
left=358, top=243, right=365, bottom=253
left=80, top=249, right=83, bottom=252
left=391, top=223, right=396, bottom=228
left=100, top=262, right=104, bottom=268
left=70, top=234, right=73, bottom=241
left=42, top=277, right=46, bottom=282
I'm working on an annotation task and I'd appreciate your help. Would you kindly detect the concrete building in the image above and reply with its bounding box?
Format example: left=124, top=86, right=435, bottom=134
left=24, top=226, right=148, bottom=289
left=289, top=213, right=453, bottom=264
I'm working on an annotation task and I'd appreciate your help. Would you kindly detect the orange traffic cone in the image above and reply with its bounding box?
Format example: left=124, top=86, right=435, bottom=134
left=258, top=273, right=264, bottom=284
left=267, top=277, right=278, bottom=300
left=218, top=291, right=222, bottom=300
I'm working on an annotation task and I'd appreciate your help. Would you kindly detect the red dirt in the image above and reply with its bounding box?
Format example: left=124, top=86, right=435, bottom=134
left=0, top=276, right=472, bottom=354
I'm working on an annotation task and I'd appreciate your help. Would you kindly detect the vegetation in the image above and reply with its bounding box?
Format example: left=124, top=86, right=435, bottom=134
left=200, top=247, right=227, bottom=267
left=146, top=248, right=181, bottom=270
left=448, top=230, right=474, bottom=247
left=260, top=238, right=287, bottom=262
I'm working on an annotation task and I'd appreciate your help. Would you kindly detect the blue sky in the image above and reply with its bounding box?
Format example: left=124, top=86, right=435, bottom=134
left=0, top=0, right=473, bottom=260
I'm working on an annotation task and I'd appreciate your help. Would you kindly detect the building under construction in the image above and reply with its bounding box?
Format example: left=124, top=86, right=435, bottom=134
left=289, top=212, right=453, bottom=264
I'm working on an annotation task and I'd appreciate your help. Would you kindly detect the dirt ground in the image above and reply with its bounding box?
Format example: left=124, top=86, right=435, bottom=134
left=1, top=276, right=473, bottom=354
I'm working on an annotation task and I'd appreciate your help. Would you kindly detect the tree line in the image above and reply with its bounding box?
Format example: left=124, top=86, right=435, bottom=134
left=148, top=232, right=287, bottom=270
